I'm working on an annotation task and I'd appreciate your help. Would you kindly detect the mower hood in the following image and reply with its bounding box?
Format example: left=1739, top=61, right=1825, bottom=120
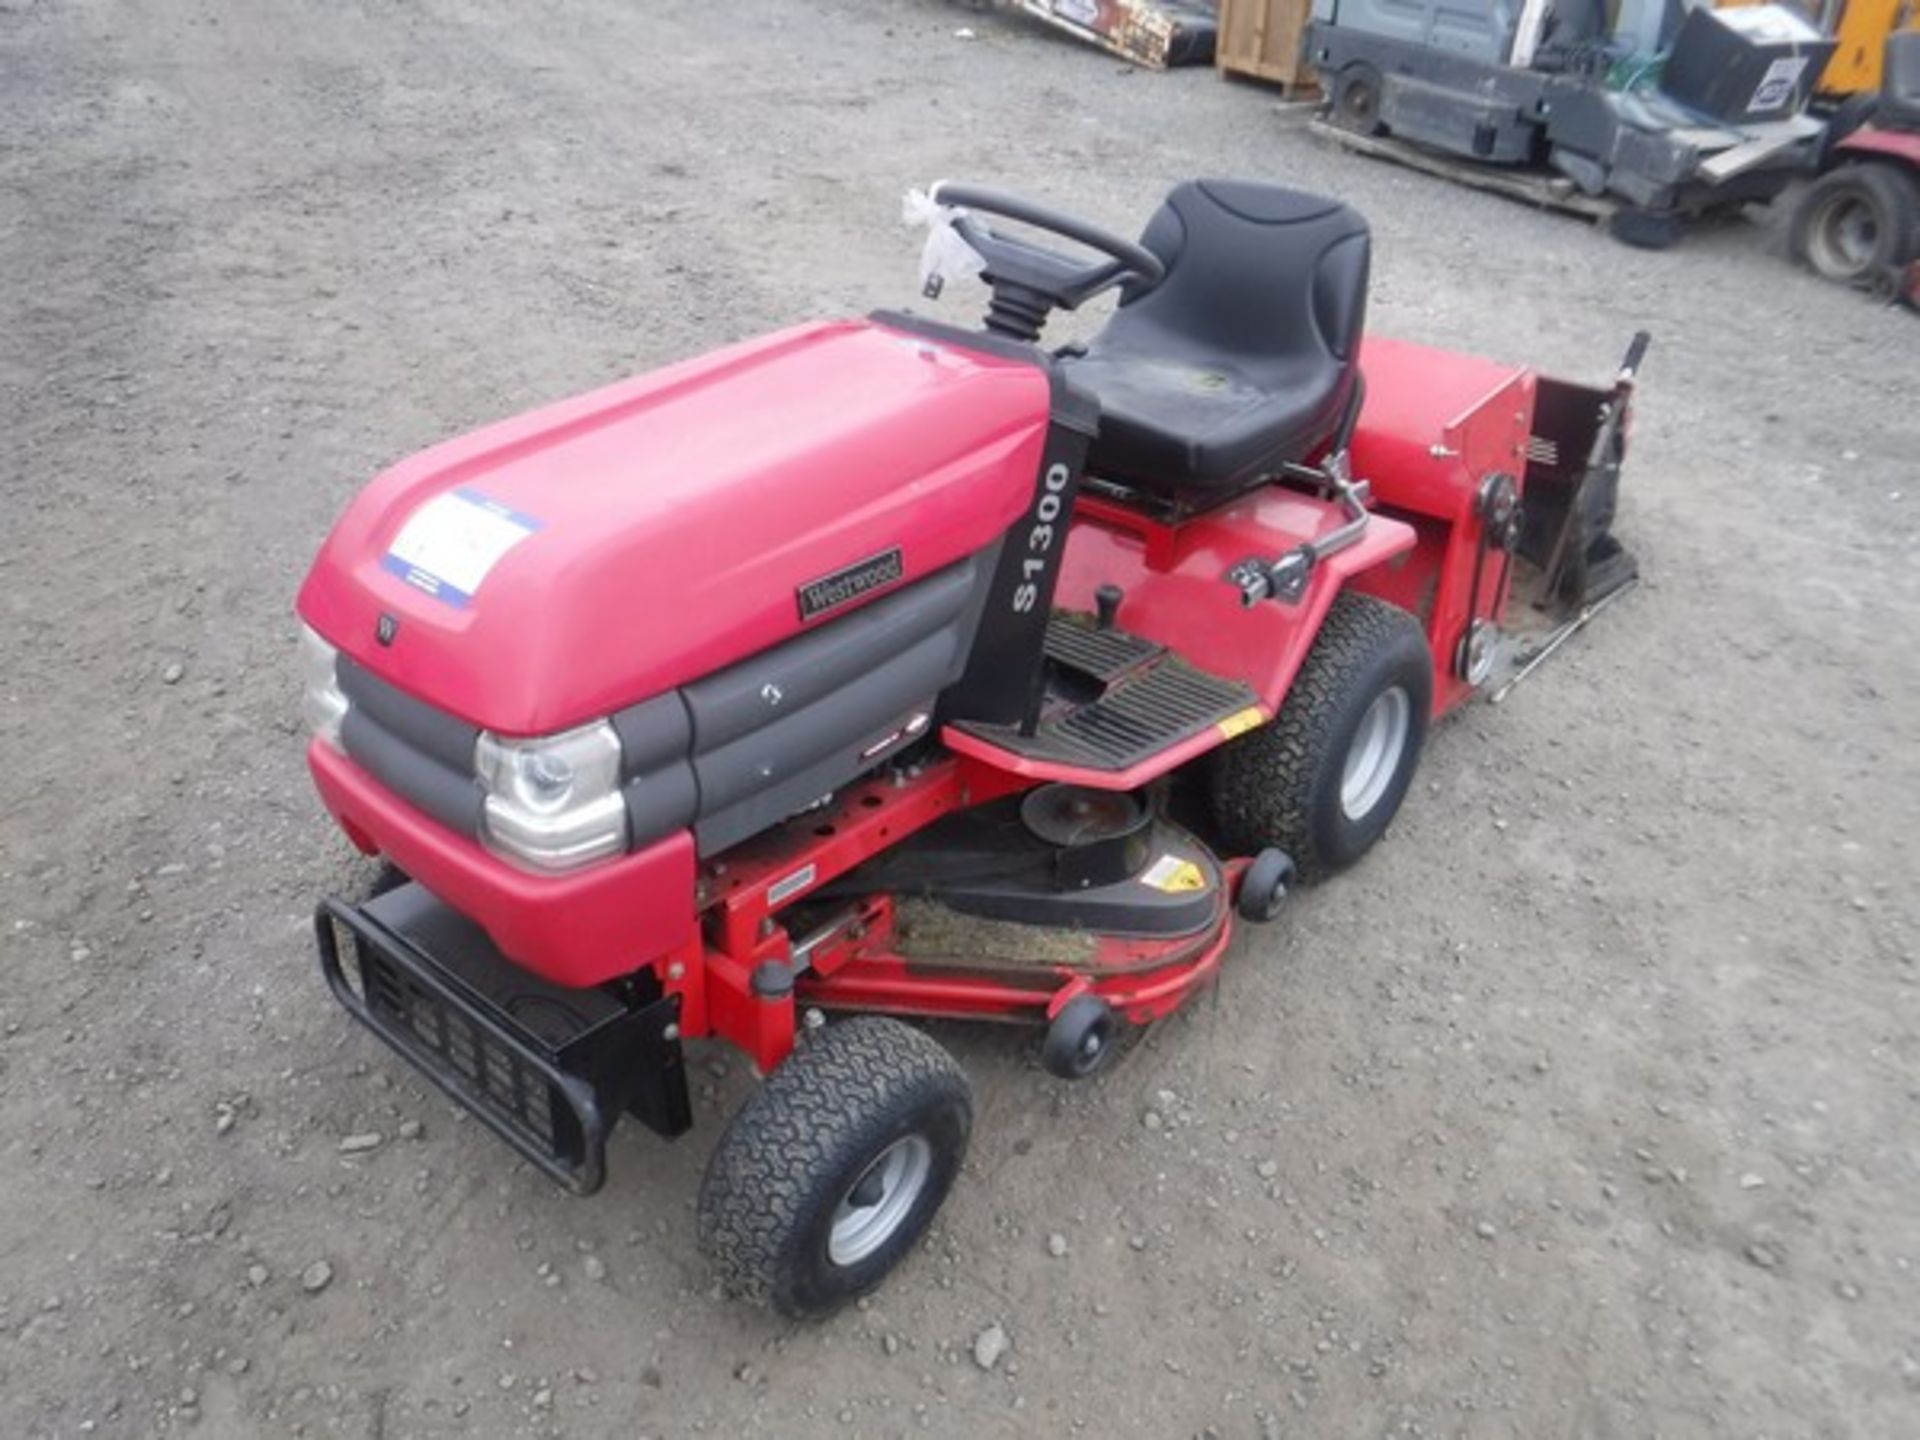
left=297, top=320, right=1052, bottom=735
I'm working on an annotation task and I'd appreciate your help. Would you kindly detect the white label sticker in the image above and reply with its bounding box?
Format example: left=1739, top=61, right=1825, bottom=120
left=1748, top=57, right=1808, bottom=114
left=383, top=488, right=540, bottom=607
left=768, top=863, right=818, bottom=906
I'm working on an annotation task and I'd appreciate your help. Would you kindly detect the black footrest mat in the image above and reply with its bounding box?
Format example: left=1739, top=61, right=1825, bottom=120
left=957, top=621, right=1257, bottom=772
left=1044, top=614, right=1162, bottom=685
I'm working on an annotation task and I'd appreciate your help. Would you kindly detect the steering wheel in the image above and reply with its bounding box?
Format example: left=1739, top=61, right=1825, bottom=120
left=932, top=182, right=1167, bottom=342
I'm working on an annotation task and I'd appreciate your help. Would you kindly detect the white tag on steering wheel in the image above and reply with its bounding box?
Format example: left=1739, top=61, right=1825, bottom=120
left=903, top=186, right=983, bottom=300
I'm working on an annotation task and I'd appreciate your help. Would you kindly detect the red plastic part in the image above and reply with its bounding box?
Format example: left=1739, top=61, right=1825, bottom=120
left=953, top=482, right=1417, bottom=791
left=1835, top=124, right=1920, bottom=170
left=308, top=740, right=696, bottom=986
left=795, top=905, right=1235, bottom=1028
left=297, top=320, right=1052, bottom=736
left=1344, top=336, right=1535, bottom=716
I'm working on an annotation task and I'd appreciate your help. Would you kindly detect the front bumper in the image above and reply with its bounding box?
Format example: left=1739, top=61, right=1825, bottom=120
left=309, top=739, right=696, bottom=988
left=315, top=882, right=691, bottom=1193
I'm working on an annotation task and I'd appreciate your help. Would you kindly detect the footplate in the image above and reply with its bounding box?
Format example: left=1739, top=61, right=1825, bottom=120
left=952, top=614, right=1258, bottom=772
left=314, top=882, right=690, bottom=1194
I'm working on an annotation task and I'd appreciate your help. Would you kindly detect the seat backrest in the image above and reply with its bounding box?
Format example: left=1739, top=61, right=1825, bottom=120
left=1104, top=180, right=1371, bottom=371
left=1888, top=30, right=1920, bottom=110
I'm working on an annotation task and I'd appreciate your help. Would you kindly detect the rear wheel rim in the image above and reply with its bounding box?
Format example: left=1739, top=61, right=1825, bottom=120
left=1811, top=193, right=1881, bottom=279
left=828, top=1135, right=932, bottom=1267
left=1341, top=686, right=1411, bottom=821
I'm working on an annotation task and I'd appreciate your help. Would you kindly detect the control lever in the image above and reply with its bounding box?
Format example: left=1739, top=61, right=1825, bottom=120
left=1227, top=458, right=1373, bottom=607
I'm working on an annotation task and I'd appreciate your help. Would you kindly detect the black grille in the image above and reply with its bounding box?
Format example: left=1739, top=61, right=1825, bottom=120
left=314, top=898, right=614, bottom=1192
left=314, top=888, right=690, bottom=1196
left=355, top=941, right=571, bottom=1158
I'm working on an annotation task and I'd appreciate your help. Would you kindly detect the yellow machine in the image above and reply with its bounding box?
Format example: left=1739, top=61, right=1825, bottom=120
left=1718, top=0, right=1917, bottom=97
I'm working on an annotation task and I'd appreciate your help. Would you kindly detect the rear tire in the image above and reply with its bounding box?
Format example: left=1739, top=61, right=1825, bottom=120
left=1210, top=592, right=1430, bottom=882
left=1789, top=164, right=1920, bottom=285
left=697, top=1017, right=971, bottom=1318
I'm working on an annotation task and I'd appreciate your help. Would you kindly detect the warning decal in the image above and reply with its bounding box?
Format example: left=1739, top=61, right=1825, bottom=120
left=1141, top=854, right=1207, bottom=893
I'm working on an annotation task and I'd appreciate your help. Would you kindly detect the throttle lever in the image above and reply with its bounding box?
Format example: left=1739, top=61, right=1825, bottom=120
left=1226, top=469, right=1372, bottom=608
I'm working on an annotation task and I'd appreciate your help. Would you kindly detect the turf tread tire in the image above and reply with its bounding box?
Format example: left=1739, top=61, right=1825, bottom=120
left=697, top=1017, right=971, bottom=1318
left=1210, top=591, right=1429, bottom=882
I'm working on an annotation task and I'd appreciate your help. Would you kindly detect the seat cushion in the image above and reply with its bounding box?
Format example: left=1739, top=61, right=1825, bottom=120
left=1066, top=180, right=1370, bottom=496
left=1067, top=348, right=1351, bottom=492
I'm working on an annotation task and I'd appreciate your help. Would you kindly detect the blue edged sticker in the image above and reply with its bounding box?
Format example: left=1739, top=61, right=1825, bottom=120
left=381, top=488, right=541, bottom=607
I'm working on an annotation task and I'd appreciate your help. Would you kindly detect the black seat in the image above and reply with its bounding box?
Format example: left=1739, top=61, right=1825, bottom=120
left=1883, top=31, right=1920, bottom=132
left=1066, top=180, right=1370, bottom=498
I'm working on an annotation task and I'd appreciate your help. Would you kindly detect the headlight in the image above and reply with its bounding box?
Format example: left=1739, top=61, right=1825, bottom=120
left=474, top=721, right=627, bottom=874
left=300, top=624, right=347, bottom=751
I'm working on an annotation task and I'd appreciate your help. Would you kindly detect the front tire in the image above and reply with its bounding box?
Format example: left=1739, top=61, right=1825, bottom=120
left=1210, top=592, right=1430, bottom=881
left=697, top=1017, right=971, bottom=1318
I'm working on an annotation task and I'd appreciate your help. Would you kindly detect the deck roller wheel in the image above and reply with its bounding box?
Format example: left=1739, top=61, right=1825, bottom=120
left=1236, top=848, right=1296, bottom=923
left=1041, top=994, right=1120, bottom=1081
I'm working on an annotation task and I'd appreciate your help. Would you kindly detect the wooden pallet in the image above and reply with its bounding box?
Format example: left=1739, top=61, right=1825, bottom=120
left=1215, top=0, right=1319, bottom=97
left=1306, top=119, right=1618, bottom=225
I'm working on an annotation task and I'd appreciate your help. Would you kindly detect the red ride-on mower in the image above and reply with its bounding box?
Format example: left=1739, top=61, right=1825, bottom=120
left=299, top=179, right=1645, bottom=1316
left=1791, top=32, right=1920, bottom=306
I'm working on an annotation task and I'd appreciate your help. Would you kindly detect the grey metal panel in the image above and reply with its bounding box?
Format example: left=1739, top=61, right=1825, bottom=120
left=681, top=548, right=999, bottom=856
left=622, top=763, right=699, bottom=850
left=341, top=708, right=486, bottom=836
left=612, top=695, right=698, bottom=849
left=339, top=658, right=479, bottom=774
left=1382, top=72, right=1537, bottom=162
left=692, top=628, right=956, bottom=813
left=693, top=705, right=932, bottom=856
left=611, top=692, right=693, bottom=776
left=681, top=557, right=980, bottom=751
left=1318, top=0, right=1518, bottom=65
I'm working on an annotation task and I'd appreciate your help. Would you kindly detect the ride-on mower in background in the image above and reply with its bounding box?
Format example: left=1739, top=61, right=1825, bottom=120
left=299, top=180, right=1646, bottom=1317
left=1790, top=31, right=1920, bottom=307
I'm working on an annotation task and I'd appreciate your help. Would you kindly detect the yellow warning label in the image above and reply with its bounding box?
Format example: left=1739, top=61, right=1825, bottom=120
left=1216, top=706, right=1265, bottom=741
left=1141, top=855, right=1207, bottom=893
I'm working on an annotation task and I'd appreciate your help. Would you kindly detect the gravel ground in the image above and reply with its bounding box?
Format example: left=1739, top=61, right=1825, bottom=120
left=3, top=2, right=1916, bottom=1437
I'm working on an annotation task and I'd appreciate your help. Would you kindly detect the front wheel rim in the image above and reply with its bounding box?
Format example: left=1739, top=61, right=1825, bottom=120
left=1341, top=686, right=1411, bottom=821
left=828, top=1135, right=933, bottom=1267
